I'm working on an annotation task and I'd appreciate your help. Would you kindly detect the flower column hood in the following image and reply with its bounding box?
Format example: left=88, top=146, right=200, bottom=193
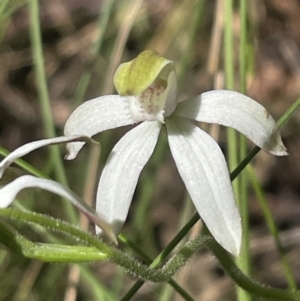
left=114, top=50, right=178, bottom=122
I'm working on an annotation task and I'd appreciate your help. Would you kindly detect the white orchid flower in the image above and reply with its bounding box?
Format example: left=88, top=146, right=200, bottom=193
left=0, top=50, right=287, bottom=256
left=64, top=50, right=287, bottom=256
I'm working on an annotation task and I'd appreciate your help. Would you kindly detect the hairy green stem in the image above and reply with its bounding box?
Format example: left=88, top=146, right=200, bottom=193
left=0, top=220, right=107, bottom=262
left=205, top=227, right=300, bottom=301
left=1, top=209, right=300, bottom=301
left=0, top=209, right=207, bottom=282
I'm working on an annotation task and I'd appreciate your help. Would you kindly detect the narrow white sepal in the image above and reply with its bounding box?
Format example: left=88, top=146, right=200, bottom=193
left=175, top=90, right=287, bottom=156
left=0, top=175, right=117, bottom=244
left=166, top=117, right=241, bottom=256
left=64, top=95, right=135, bottom=159
left=0, top=136, right=96, bottom=179
left=96, top=121, right=161, bottom=235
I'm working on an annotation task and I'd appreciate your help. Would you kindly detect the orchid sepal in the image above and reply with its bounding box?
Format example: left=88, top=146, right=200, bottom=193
left=95, top=121, right=161, bottom=235
left=0, top=135, right=98, bottom=179
left=64, top=95, right=136, bottom=159
left=0, top=175, right=117, bottom=244
left=166, top=116, right=242, bottom=256
left=174, top=90, right=287, bottom=156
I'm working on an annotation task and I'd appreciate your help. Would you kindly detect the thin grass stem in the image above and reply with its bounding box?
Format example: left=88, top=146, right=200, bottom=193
left=74, top=0, right=114, bottom=107
left=28, top=0, right=77, bottom=223
left=247, top=165, right=297, bottom=289
left=237, top=1, right=251, bottom=300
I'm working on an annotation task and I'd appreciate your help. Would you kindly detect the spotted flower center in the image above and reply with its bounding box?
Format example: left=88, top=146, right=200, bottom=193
left=131, top=81, right=167, bottom=122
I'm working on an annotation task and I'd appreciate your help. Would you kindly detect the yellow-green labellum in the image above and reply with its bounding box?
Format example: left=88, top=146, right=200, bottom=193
left=114, top=50, right=174, bottom=96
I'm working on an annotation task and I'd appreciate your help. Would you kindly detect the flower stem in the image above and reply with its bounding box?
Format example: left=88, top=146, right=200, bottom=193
left=119, top=233, right=195, bottom=301
left=1, top=208, right=300, bottom=301
left=0, top=220, right=107, bottom=262
left=0, top=208, right=206, bottom=282
left=205, top=227, right=300, bottom=301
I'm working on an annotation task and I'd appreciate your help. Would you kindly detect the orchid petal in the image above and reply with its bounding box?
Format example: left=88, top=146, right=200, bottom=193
left=166, top=116, right=241, bottom=256
left=174, top=90, right=287, bottom=156
left=96, top=121, right=161, bottom=235
left=0, top=136, right=95, bottom=179
left=0, top=175, right=117, bottom=244
left=64, top=95, right=135, bottom=159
